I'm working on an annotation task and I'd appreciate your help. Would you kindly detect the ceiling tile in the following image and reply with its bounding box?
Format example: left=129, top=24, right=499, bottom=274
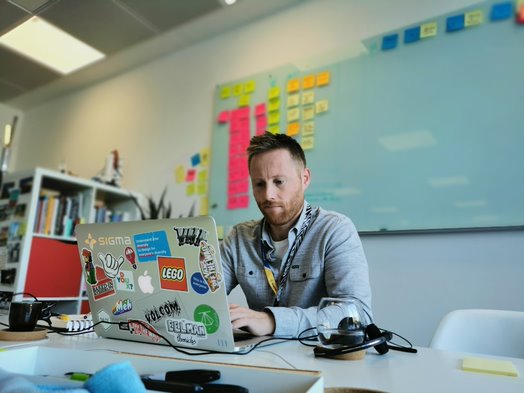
left=0, top=1, right=29, bottom=35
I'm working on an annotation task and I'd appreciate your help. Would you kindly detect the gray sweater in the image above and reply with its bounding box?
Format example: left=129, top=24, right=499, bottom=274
left=220, top=202, right=373, bottom=337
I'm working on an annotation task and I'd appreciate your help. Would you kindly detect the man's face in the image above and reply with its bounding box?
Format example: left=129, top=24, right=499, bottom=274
left=249, top=148, right=310, bottom=232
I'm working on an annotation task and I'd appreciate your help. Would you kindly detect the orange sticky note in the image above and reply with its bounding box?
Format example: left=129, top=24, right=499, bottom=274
left=316, top=71, right=331, bottom=87
left=302, top=75, right=315, bottom=89
left=287, top=79, right=300, bottom=93
left=287, top=122, right=300, bottom=136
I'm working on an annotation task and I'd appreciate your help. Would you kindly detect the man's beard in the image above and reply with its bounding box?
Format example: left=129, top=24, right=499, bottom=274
left=259, top=194, right=304, bottom=228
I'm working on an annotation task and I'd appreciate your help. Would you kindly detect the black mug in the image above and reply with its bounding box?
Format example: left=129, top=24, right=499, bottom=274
left=9, top=301, right=43, bottom=331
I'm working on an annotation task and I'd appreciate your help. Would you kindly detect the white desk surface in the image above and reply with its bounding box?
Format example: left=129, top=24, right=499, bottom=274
left=1, top=329, right=523, bottom=393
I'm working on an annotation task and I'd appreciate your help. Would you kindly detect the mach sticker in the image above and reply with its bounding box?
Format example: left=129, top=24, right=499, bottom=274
left=158, top=256, right=188, bottom=292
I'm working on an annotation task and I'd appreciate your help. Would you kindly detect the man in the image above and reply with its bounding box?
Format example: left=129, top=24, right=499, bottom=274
left=220, top=132, right=372, bottom=338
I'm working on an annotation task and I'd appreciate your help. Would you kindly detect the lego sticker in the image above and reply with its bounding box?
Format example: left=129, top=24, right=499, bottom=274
left=144, top=299, right=182, bottom=325
left=133, top=230, right=171, bottom=262
left=158, top=256, right=188, bottom=292
left=199, top=241, right=222, bottom=292
left=166, top=318, right=207, bottom=346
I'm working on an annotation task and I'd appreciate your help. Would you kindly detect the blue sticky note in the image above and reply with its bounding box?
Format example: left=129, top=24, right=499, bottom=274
left=404, top=26, right=421, bottom=44
left=490, top=2, right=513, bottom=21
left=446, top=15, right=465, bottom=32
left=191, top=153, right=201, bottom=167
left=381, top=34, right=398, bottom=50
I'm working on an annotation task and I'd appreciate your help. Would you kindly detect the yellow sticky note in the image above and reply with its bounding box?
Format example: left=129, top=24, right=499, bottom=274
left=186, top=183, right=195, bottom=196
left=199, top=196, right=209, bottom=216
left=303, top=121, right=315, bottom=136
left=302, top=74, right=315, bottom=89
left=303, top=106, right=315, bottom=121
left=238, top=95, right=250, bottom=107
left=220, top=86, right=231, bottom=99
left=268, top=99, right=280, bottom=112
left=175, top=165, right=185, bottom=183
left=316, top=71, right=331, bottom=87
left=244, top=80, right=256, bottom=94
left=197, top=183, right=207, bottom=195
left=198, top=169, right=208, bottom=183
left=233, top=84, right=243, bottom=96
left=302, top=91, right=315, bottom=105
left=268, top=112, right=280, bottom=125
left=420, top=22, right=438, bottom=38
left=287, top=107, right=300, bottom=122
left=462, top=357, right=518, bottom=377
left=287, top=122, right=300, bottom=136
left=287, top=78, right=300, bottom=93
left=465, top=10, right=483, bottom=27
left=315, top=99, right=329, bottom=114
left=287, top=94, right=300, bottom=108
left=268, top=86, right=280, bottom=100
left=267, top=125, right=280, bottom=134
left=216, top=225, right=224, bottom=240
left=301, top=136, right=314, bottom=150
left=200, top=148, right=210, bottom=167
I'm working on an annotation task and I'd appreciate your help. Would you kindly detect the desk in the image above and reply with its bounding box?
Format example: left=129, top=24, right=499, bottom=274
left=1, top=329, right=523, bottom=393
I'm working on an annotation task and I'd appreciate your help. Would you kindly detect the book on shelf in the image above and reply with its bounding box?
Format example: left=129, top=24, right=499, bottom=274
left=34, top=190, right=85, bottom=237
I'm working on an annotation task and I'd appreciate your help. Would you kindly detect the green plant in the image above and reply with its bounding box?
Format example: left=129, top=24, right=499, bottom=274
left=132, top=187, right=172, bottom=220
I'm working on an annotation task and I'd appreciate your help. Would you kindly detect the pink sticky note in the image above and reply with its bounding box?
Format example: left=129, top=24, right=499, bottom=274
left=255, top=103, right=266, bottom=117
left=228, top=180, right=250, bottom=195
left=186, top=169, right=196, bottom=182
left=256, top=115, right=267, bottom=130
left=227, top=194, right=250, bottom=210
left=217, top=110, right=229, bottom=123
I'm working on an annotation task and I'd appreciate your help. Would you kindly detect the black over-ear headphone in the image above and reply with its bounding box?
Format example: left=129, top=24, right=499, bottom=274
left=313, top=319, right=417, bottom=358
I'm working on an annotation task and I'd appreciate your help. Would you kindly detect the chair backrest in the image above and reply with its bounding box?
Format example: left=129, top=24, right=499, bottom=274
left=430, top=309, right=524, bottom=359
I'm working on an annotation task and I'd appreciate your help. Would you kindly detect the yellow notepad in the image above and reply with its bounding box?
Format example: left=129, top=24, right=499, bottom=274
left=462, top=357, right=519, bottom=377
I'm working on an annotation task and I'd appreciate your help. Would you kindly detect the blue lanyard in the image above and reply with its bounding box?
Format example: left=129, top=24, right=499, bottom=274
left=260, top=204, right=318, bottom=306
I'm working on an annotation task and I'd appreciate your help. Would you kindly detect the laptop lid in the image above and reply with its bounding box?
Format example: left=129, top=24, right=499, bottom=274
left=75, top=216, right=254, bottom=353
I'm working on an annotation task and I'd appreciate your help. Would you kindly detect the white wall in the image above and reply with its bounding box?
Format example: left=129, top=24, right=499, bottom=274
left=10, top=0, right=524, bottom=346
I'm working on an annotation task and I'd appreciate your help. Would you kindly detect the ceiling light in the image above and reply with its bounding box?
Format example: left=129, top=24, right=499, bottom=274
left=0, top=16, right=105, bottom=75
left=222, top=0, right=237, bottom=5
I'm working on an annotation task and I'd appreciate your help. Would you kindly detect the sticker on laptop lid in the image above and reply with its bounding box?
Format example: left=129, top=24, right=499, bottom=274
left=194, top=304, right=220, bottom=334
left=159, top=256, right=188, bottom=292
left=173, top=226, right=208, bottom=247
left=92, top=266, right=116, bottom=301
left=112, top=298, right=133, bottom=316
left=81, top=248, right=97, bottom=285
left=144, top=299, right=182, bottom=325
left=133, top=230, right=171, bottom=262
left=121, top=320, right=161, bottom=343
left=165, top=318, right=207, bottom=346
left=115, top=270, right=135, bottom=292
left=98, top=252, right=125, bottom=279
left=199, top=241, right=222, bottom=292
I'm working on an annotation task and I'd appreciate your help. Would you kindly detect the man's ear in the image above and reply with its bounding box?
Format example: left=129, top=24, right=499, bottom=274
left=303, top=167, right=311, bottom=188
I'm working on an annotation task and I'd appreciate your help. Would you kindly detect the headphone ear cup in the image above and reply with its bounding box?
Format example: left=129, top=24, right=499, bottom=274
left=366, top=323, right=389, bottom=355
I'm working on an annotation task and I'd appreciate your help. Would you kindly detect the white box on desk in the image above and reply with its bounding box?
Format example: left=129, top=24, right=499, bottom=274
left=0, top=346, right=323, bottom=393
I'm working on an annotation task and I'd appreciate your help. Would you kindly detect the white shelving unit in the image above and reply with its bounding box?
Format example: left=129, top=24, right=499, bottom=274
left=0, top=167, right=142, bottom=314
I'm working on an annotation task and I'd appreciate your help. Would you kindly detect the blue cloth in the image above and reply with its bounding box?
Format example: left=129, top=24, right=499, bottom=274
left=0, top=361, right=146, bottom=393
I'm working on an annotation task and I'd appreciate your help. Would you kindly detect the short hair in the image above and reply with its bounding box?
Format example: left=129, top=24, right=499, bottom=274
left=247, top=132, right=306, bottom=169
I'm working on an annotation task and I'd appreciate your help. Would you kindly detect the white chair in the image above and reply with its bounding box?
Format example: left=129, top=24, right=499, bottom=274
left=430, top=309, right=524, bottom=358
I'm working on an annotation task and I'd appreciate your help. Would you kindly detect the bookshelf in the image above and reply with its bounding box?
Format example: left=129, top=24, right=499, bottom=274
left=0, top=167, right=142, bottom=314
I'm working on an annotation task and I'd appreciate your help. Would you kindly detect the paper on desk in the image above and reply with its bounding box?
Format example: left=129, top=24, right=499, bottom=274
left=462, top=357, right=518, bottom=377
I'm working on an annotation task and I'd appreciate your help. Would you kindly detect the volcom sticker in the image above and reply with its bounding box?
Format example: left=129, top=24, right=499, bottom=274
left=158, top=256, right=188, bottom=292
left=199, top=241, right=221, bottom=292
left=144, top=299, right=182, bottom=324
left=194, top=304, right=220, bottom=334
left=133, top=231, right=171, bottom=262
left=166, top=318, right=207, bottom=346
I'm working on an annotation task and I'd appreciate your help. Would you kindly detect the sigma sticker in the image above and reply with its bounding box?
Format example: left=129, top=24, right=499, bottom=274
left=81, top=248, right=97, bottom=285
left=144, top=299, right=182, bottom=324
left=98, top=252, right=125, bottom=279
left=173, top=226, right=208, bottom=247
left=165, top=318, right=207, bottom=346
left=115, top=270, right=135, bottom=292
left=198, top=241, right=221, bottom=292
left=112, top=298, right=132, bottom=316
left=92, top=266, right=116, bottom=301
left=158, top=256, right=188, bottom=292
left=125, top=320, right=161, bottom=343
left=194, top=304, right=220, bottom=334
left=133, top=231, right=171, bottom=262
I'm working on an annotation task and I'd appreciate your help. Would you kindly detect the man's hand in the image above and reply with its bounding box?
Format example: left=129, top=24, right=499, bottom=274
left=229, top=303, right=275, bottom=336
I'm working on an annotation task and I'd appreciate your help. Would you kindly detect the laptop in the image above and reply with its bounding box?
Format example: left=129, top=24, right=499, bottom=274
left=74, top=216, right=269, bottom=353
